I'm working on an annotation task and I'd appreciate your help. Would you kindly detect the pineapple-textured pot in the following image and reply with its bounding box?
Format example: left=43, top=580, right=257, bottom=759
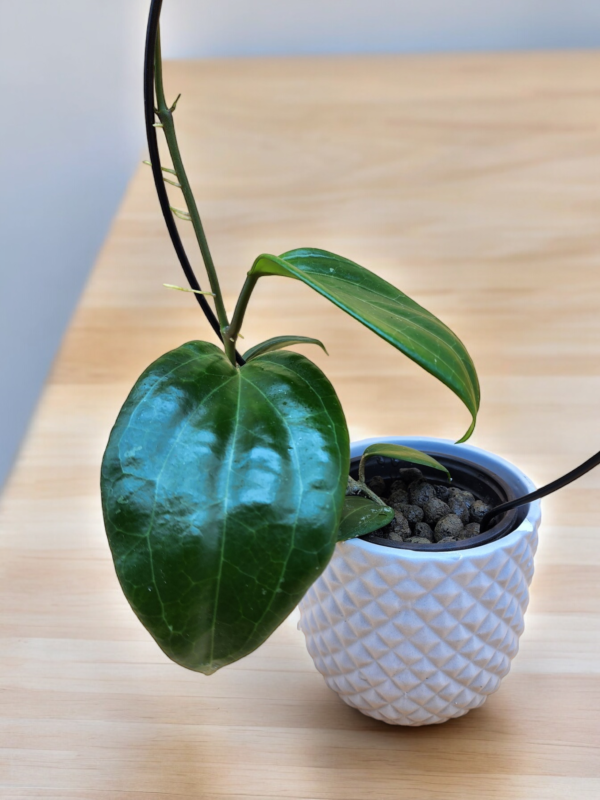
left=298, top=436, right=542, bottom=726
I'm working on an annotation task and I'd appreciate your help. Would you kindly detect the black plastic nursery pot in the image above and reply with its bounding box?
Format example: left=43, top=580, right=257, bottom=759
left=351, top=450, right=530, bottom=553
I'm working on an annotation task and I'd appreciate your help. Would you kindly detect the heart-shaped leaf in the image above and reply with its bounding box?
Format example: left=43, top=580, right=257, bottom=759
left=249, top=248, right=480, bottom=441
left=243, top=335, right=328, bottom=362
left=360, top=443, right=451, bottom=482
left=101, top=341, right=349, bottom=675
left=337, top=496, right=394, bottom=542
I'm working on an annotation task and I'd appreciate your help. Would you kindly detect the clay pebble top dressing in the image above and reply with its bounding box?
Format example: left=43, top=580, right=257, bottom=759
left=367, top=467, right=491, bottom=545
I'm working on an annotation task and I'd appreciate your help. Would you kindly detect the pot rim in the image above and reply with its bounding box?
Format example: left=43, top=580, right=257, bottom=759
left=347, top=436, right=542, bottom=561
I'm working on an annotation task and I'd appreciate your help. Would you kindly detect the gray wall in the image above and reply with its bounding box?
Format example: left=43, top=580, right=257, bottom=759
left=160, top=0, right=600, bottom=58
left=0, top=0, right=147, bottom=490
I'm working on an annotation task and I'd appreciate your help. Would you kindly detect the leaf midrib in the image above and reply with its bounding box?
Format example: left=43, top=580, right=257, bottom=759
left=208, top=370, right=243, bottom=668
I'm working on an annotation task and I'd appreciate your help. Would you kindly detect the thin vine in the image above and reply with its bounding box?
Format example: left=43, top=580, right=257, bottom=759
left=143, top=0, right=244, bottom=366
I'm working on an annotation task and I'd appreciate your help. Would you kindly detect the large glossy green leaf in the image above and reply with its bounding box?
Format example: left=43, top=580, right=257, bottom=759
left=337, top=496, right=394, bottom=542
left=249, top=248, right=480, bottom=441
left=101, top=341, right=349, bottom=675
left=243, top=335, right=328, bottom=362
left=360, top=443, right=451, bottom=481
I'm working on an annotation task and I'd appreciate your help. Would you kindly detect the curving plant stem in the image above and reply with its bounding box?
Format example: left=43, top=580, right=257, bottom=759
left=480, top=447, right=600, bottom=533
left=226, top=273, right=259, bottom=353
left=346, top=476, right=388, bottom=508
left=144, top=0, right=244, bottom=365
left=153, top=31, right=229, bottom=334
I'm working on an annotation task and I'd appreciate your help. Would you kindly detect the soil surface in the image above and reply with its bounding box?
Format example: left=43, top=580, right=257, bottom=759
left=367, top=468, right=491, bottom=545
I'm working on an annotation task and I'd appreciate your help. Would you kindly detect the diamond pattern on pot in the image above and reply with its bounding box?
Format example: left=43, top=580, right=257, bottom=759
left=298, top=521, right=539, bottom=726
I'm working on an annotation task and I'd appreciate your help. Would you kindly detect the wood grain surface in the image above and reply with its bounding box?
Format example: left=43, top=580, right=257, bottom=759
left=2, top=52, right=600, bottom=799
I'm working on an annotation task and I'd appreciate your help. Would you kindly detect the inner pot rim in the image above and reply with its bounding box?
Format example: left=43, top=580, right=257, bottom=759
left=349, top=436, right=536, bottom=554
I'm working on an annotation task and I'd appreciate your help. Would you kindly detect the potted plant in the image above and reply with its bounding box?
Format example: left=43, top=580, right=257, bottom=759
left=298, top=436, right=541, bottom=724
left=101, top=1, right=567, bottom=727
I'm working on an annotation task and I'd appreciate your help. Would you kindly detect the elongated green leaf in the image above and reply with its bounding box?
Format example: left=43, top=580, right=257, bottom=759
left=101, top=341, right=349, bottom=675
left=243, top=335, right=328, bottom=362
left=360, top=443, right=451, bottom=481
left=338, top=496, right=394, bottom=541
left=249, top=248, right=480, bottom=441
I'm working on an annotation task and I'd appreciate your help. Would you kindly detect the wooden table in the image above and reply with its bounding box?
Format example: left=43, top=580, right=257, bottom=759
left=2, top=52, right=600, bottom=799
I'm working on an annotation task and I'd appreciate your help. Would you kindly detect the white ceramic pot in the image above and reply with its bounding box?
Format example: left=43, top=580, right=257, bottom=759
left=298, top=437, right=542, bottom=726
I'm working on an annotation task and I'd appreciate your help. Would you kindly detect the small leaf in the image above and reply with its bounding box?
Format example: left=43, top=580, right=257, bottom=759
left=143, top=160, right=178, bottom=176
left=170, top=206, right=191, bottom=221
left=337, top=496, right=394, bottom=542
left=360, top=443, right=451, bottom=481
left=243, top=335, right=328, bottom=362
left=248, top=248, right=480, bottom=442
left=163, top=283, right=215, bottom=297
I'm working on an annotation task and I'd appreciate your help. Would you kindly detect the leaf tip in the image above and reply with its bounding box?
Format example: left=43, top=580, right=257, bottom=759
left=455, top=415, right=477, bottom=444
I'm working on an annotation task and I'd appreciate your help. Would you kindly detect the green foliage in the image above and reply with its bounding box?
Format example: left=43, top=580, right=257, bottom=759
left=243, top=335, right=328, bottom=362
left=101, top=341, right=349, bottom=674
left=337, top=496, right=395, bottom=542
left=104, top=29, right=483, bottom=675
left=249, top=248, right=480, bottom=442
left=359, top=443, right=451, bottom=482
